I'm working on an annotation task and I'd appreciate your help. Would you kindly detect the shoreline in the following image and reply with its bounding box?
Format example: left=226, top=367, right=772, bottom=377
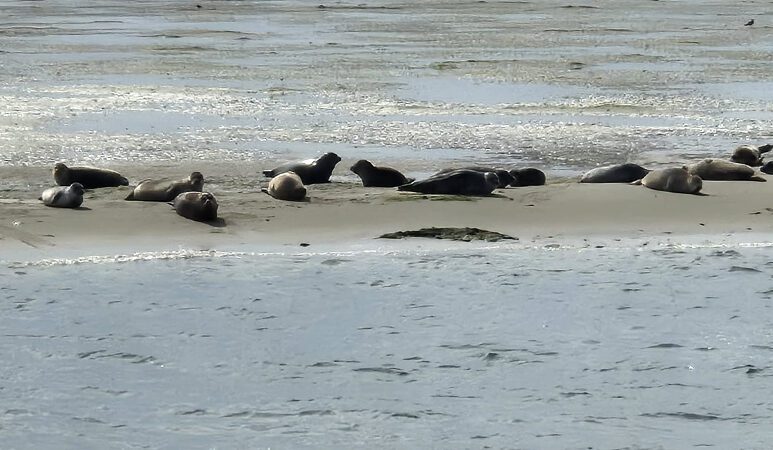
left=3, top=178, right=773, bottom=262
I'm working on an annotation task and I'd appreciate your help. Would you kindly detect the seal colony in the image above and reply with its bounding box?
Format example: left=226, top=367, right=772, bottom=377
left=32, top=142, right=771, bottom=225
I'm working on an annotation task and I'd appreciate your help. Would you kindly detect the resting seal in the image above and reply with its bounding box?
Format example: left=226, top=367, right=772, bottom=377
left=509, top=168, right=546, bottom=187
left=125, top=172, right=204, bottom=202
left=730, top=144, right=771, bottom=166
left=39, top=183, right=85, bottom=208
left=637, top=167, right=702, bottom=194
left=580, top=163, right=650, bottom=183
left=398, top=169, right=500, bottom=196
left=53, top=163, right=129, bottom=189
left=261, top=171, right=307, bottom=201
left=262, top=152, right=341, bottom=185
left=171, top=192, right=218, bottom=222
left=350, top=160, right=413, bottom=187
left=433, top=167, right=513, bottom=188
left=687, top=159, right=765, bottom=181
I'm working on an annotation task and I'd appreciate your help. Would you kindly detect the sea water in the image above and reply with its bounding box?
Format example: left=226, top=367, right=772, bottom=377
left=2, top=241, right=773, bottom=448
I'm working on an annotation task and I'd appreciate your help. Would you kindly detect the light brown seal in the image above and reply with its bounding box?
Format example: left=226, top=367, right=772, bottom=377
left=125, top=172, right=204, bottom=202
left=636, top=167, right=703, bottom=194
left=261, top=171, right=307, bottom=201
left=687, top=159, right=765, bottom=181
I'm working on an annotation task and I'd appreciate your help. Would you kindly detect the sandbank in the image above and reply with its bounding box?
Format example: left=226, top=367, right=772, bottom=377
left=3, top=166, right=773, bottom=262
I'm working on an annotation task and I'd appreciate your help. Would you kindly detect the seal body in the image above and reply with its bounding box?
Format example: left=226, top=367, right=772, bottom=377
left=262, top=171, right=307, bottom=201
left=731, top=144, right=772, bottom=166
left=640, top=167, right=702, bottom=194
left=125, top=172, right=204, bottom=202
left=398, top=169, right=500, bottom=196
left=40, top=183, right=85, bottom=208
left=509, top=168, right=546, bottom=187
left=580, top=163, right=650, bottom=183
left=53, top=163, right=129, bottom=189
left=350, top=160, right=413, bottom=187
left=262, top=152, right=341, bottom=185
left=760, top=161, right=773, bottom=175
left=171, top=192, right=218, bottom=222
left=433, top=167, right=513, bottom=188
left=687, top=159, right=765, bottom=181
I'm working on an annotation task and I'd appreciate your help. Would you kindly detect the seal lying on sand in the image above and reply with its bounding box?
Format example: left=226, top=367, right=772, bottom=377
left=580, top=163, right=650, bottom=183
left=53, top=162, right=129, bottom=189
left=635, top=167, right=702, bottom=194
left=398, top=169, right=500, bottom=196
left=730, top=144, right=772, bottom=166
left=433, top=167, right=513, bottom=188
left=262, top=152, right=341, bottom=184
left=39, top=183, right=85, bottom=208
left=171, top=192, right=218, bottom=222
left=350, top=160, right=413, bottom=187
left=687, top=159, right=765, bottom=181
left=261, top=171, right=307, bottom=201
left=510, top=168, right=546, bottom=187
left=125, top=172, right=204, bottom=202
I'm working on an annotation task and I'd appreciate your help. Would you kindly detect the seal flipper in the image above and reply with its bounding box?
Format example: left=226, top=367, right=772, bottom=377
left=262, top=170, right=274, bottom=177
left=125, top=191, right=135, bottom=201
left=260, top=187, right=270, bottom=195
left=750, top=175, right=767, bottom=182
left=630, top=179, right=643, bottom=185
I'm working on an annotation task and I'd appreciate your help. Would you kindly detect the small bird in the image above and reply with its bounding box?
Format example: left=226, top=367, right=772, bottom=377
left=744, top=19, right=754, bottom=26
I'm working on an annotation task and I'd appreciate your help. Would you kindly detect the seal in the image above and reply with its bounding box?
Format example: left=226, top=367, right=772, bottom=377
left=731, top=144, right=772, bottom=166
left=636, top=167, right=703, bottom=194
left=510, top=168, right=546, bottom=187
left=262, top=152, right=341, bottom=185
left=39, top=182, right=85, bottom=208
left=397, top=169, right=500, bottom=196
left=433, top=167, right=513, bottom=188
left=261, top=171, right=307, bottom=201
left=350, top=159, right=414, bottom=187
left=53, top=162, right=129, bottom=189
left=125, top=172, right=204, bottom=202
left=761, top=161, right=773, bottom=175
left=170, top=191, right=219, bottom=222
left=687, top=159, right=766, bottom=181
left=580, top=163, right=650, bottom=183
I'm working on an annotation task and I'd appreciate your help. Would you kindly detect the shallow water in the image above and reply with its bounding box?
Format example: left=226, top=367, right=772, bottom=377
left=0, top=0, right=771, bottom=178
left=3, top=242, right=773, bottom=448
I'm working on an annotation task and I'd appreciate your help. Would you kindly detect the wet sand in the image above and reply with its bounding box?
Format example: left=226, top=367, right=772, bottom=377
left=3, top=165, right=773, bottom=260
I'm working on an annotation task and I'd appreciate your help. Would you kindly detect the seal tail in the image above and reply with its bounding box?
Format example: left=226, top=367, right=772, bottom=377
left=260, top=187, right=270, bottom=195
left=750, top=175, right=767, bottom=182
left=125, top=191, right=135, bottom=201
left=404, top=177, right=416, bottom=184
left=630, top=179, right=643, bottom=186
left=262, top=170, right=274, bottom=177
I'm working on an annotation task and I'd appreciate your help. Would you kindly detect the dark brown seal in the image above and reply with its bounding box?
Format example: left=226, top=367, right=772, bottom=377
left=262, top=152, right=341, bottom=185
left=171, top=192, right=219, bottom=222
left=398, top=169, right=500, bottom=196
left=350, top=160, right=413, bottom=187
left=53, top=162, right=129, bottom=189
left=125, top=172, right=204, bottom=202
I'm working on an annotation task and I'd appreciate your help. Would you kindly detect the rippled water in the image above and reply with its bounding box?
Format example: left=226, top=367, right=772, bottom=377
left=3, top=242, right=773, bottom=448
left=0, top=0, right=771, bottom=176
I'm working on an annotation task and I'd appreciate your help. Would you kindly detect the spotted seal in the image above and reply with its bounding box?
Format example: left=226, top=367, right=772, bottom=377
left=262, top=152, right=341, bottom=185
left=731, top=144, right=772, bottom=166
left=125, top=172, right=204, bottom=202
left=39, top=183, right=85, bottom=208
left=53, top=163, right=129, bottom=189
left=170, top=192, right=219, bottom=222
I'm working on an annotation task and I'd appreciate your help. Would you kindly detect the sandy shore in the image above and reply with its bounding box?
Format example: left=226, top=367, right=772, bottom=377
left=3, top=165, right=773, bottom=261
